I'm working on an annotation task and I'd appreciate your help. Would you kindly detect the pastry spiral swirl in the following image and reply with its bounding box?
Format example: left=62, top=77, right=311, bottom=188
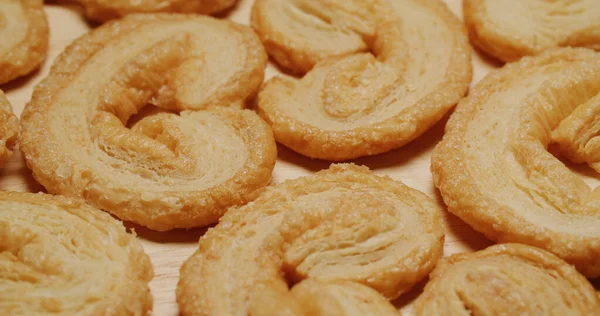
left=0, top=91, right=18, bottom=166
left=464, top=0, right=600, bottom=62
left=414, top=244, right=600, bottom=315
left=432, top=48, right=600, bottom=277
left=0, top=191, right=153, bottom=315
left=553, top=93, right=600, bottom=173
left=0, top=0, right=48, bottom=85
left=177, top=164, right=444, bottom=315
left=19, top=14, right=276, bottom=231
left=77, top=0, right=238, bottom=23
left=253, top=0, right=472, bottom=161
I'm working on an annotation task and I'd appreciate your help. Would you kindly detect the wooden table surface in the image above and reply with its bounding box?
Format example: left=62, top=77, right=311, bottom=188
left=2, top=0, right=599, bottom=315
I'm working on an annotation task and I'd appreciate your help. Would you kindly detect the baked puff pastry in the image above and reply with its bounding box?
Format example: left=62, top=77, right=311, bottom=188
left=77, top=0, right=238, bottom=23
left=432, top=48, right=600, bottom=277
left=252, top=0, right=472, bottom=161
left=0, top=191, right=153, bottom=315
left=177, top=164, right=445, bottom=315
left=0, top=0, right=49, bottom=85
left=414, top=244, right=600, bottom=315
left=0, top=91, right=18, bottom=166
left=464, top=0, right=600, bottom=62
left=19, top=15, right=276, bottom=231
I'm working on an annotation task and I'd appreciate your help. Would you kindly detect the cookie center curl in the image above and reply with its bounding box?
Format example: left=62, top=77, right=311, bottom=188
left=320, top=21, right=405, bottom=120
left=92, top=35, right=203, bottom=179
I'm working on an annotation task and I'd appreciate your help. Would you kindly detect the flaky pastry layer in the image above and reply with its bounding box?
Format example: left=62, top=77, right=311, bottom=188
left=19, top=14, right=276, bottom=231
left=253, top=0, right=472, bottom=161
left=77, top=0, right=238, bottom=23
left=553, top=93, right=600, bottom=173
left=415, top=244, right=600, bottom=315
left=0, top=0, right=48, bottom=85
left=0, top=191, right=153, bottom=315
left=432, top=47, right=600, bottom=277
left=464, top=0, right=600, bottom=62
left=177, top=164, right=444, bottom=315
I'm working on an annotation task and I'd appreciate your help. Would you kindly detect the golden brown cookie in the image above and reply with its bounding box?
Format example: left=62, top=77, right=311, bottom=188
left=253, top=0, right=472, bottom=161
left=414, top=244, right=600, bottom=315
left=464, top=0, right=600, bottom=62
left=0, top=0, right=49, bottom=85
left=0, top=191, right=153, bottom=315
left=431, top=47, right=600, bottom=277
left=177, top=164, right=444, bottom=315
left=19, top=14, right=276, bottom=231
left=0, top=91, right=18, bottom=166
left=77, top=0, right=238, bottom=23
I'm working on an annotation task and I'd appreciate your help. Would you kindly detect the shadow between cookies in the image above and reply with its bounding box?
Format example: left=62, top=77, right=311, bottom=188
left=354, top=114, right=450, bottom=170
left=275, top=112, right=451, bottom=173
left=0, top=148, right=46, bottom=193
left=124, top=221, right=210, bottom=244
left=392, top=276, right=428, bottom=313
left=433, top=185, right=494, bottom=254
left=212, top=1, right=243, bottom=19
left=471, top=45, right=504, bottom=69
left=0, top=68, right=42, bottom=92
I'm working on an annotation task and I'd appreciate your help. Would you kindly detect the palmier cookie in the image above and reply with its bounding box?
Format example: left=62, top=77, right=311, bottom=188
left=0, top=0, right=49, bottom=85
left=431, top=48, right=600, bottom=277
left=414, top=244, right=600, bottom=315
left=77, top=0, right=237, bottom=23
left=464, top=0, right=600, bottom=62
left=252, top=0, right=472, bottom=161
left=0, top=191, right=153, bottom=315
left=177, top=164, right=444, bottom=315
left=19, top=14, right=276, bottom=231
left=0, top=91, right=18, bottom=166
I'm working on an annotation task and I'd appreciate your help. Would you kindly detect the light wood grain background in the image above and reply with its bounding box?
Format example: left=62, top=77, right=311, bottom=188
left=2, top=0, right=598, bottom=315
